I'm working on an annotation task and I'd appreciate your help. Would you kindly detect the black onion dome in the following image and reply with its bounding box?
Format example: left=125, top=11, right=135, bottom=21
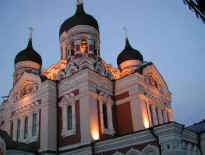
left=117, top=38, right=143, bottom=66
left=59, top=3, right=99, bottom=36
left=15, top=39, right=42, bottom=65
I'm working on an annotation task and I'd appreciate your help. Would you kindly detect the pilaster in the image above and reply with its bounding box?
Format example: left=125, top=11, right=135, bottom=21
left=39, top=80, right=57, bottom=154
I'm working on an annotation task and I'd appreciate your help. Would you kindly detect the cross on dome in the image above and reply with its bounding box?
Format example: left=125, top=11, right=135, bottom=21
left=123, top=26, right=128, bottom=39
left=28, top=26, right=34, bottom=41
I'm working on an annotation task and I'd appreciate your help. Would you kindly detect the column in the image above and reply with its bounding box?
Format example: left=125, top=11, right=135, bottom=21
left=158, top=108, right=163, bottom=124
left=151, top=105, right=158, bottom=126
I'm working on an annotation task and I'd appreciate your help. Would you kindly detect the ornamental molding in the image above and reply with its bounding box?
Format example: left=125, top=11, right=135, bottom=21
left=142, top=144, right=160, bottom=155
left=126, top=148, right=142, bottom=155
left=113, top=151, right=124, bottom=155
left=95, top=130, right=155, bottom=153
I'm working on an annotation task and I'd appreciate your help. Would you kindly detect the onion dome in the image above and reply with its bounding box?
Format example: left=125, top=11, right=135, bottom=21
left=117, top=38, right=143, bottom=66
left=59, top=2, right=99, bottom=36
left=15, top=39, right=42, bottom=65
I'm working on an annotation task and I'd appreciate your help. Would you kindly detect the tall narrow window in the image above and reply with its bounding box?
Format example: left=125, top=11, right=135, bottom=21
left=32, top=113, right=37, bottom=137
left=10, top=120, right=13, bottom=139
left=16, top=119, right=21, bottom=142
left=149, top=105, right=154, bottom=126
left=167, top=111, right=170, bottom=122
left=103, top=103, right=108, bottom=129
left=24, top=116, right=28, bottom=139
left=71, top=42, right=75, bottom=55
left=67, top=105, right=72, bottom=130
left=80, top=39, right=88, bottom=53
left=156, top=108, right=159, bottom=125
left=161, top=110, right=165, bottom=123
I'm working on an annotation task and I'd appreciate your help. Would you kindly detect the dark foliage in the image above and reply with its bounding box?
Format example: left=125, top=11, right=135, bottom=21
left=183, top=0, right=205, bottom=23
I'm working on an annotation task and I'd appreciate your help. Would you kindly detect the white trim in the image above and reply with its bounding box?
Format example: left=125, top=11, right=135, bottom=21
left=99, top=95, right=114, bottom=135
left=60, top=94, right=76, bottom=137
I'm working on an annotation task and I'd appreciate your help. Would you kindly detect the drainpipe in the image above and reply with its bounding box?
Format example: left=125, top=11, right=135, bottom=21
left=56, top=80, right=60, bottom=155
left=91, top=142, right=95, bottom=155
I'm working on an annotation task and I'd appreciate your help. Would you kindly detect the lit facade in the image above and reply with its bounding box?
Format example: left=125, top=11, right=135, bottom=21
left=0, top=2, right=204, bottom=155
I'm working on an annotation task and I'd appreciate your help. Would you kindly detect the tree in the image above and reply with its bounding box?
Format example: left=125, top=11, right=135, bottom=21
left=183, top=0, right=205, bottom=23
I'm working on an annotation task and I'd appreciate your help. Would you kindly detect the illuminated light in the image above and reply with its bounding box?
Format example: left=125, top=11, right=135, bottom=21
left=80, top=40, right=87, bottom=53
left=92, top=130, right=99, bottom=141
left=144, top=118, right=150, bottom=129
left=42, top=60, right=68, bottom=80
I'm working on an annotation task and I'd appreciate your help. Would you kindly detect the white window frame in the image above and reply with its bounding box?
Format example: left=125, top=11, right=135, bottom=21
left=60, top=94, right=76, bottom=137
left=30, top=111, right=39, bottom=142
left=99, top=94, right=114, bottom=135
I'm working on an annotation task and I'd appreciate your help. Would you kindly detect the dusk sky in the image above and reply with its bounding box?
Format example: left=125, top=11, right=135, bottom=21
left=0, top=0, right=204, bottom=126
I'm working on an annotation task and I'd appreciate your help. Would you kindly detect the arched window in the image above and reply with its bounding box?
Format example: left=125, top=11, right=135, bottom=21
left=24, top=116, right=28, bottom=139
left=126, top=148, right=142, bottom=155
left=67, top=105, right=72, bottom=130
left=143, top=145, right=160, bottom=155
left=80, top=39, right=88, bottom=53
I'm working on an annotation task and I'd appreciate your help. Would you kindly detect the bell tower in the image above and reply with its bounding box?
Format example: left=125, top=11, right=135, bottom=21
left=59, top=1, right=100, bottom=61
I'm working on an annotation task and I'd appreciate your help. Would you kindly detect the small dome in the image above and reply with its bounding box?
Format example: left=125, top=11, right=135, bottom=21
left=15, top=39, right=42, bottom=65
left=59, top=2, right=99, bottom=37
left=117, top=38, right=143, bottom=66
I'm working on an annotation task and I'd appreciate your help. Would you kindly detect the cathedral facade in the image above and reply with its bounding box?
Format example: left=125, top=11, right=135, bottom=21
left=0, top=2, right=204, bottom=155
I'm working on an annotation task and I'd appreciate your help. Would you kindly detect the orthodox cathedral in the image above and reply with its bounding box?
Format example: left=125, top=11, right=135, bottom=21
left=0, top=1, right=204, bottom=155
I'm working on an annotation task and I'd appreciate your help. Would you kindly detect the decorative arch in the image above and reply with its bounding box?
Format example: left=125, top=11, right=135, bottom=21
left=126, top=148, right=142, bottom=155
left=142, top=144, right=160, bottom=155
left=113, top=151, right=124, bottom=155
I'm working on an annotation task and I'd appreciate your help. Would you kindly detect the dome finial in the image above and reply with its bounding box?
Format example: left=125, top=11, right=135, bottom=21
left=76, top=0, right=83, bottom=6
left=123, top=26, right=132, bottom=49
left=28, top=26, right=34, bottom=41
left=123, top=26, right=128, bottom=40
left=28, top=26, right=34, bottom=48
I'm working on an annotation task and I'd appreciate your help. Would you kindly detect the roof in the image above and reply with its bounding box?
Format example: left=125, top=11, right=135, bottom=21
left=187, top=120, right=205, bottom=134
left=59, top=3, right=99, bottom=36
left=15, top=39, right=42, bottom=65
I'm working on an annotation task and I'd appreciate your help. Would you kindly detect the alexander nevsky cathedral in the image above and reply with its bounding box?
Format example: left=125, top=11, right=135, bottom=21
left=0, top=1, right=204, bottom=155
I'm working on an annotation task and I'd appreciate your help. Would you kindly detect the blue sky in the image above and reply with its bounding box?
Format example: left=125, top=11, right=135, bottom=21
left=0, top=0, right=204, bottom=126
